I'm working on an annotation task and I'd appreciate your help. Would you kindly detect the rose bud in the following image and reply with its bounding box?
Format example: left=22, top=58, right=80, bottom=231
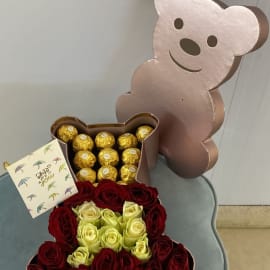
left=144, top=258, right=162, bottom=270
left=67, top=246, right=93, bottom=268
left=91, top=248, right=118, bottom=270
left=94, top=180, right=130, bottom=212
left=77, top=221, right=101, bottom=254
left=122, top=201, right=143, bottom=222
left=127, top=183, right=158, bottom=210
left=48, top=207, right=78, bottom=249
left=167, top=243, right=190, bottom=270
left=37, top=241, right=67, bottom=269
left=99, top=226, right=123, bottom=252
left=131, top=236, right=151, bottom=262
left=100, top=208, right=121, bottom=231
left=73, top=201, right=101, bottom=227
left=152, top=235, right=174, bottom=263
left=145, top=204, right=166, bottom=240
left=123, top=218, right=147, bottom=248
left=118, top=249, right=141, bottom=270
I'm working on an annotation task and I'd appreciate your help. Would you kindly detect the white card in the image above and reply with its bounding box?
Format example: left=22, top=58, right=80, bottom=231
left=6, top=139, right=78, bottom=218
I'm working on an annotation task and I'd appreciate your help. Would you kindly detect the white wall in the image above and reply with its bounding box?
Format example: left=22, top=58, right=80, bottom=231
left=0, top=0, right=269, bottom=205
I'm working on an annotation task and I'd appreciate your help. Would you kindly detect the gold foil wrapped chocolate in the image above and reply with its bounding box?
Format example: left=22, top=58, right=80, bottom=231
left=72, top=134, right=94, bottom=152
left=122, top=148, right=141, bottom=165
left=57, top=125, right=78, bottom=143
left=97, top=165, right=118, bottom=181
left=120, top=164, right=137, bottom=183
left=117, top=181, right=128, bottom=185
left=136, top=125, right=153, bottom=142
left=73, top=150, right=96, bottom=170
left=117, top=133, right=138, bottom=150
left=95, top=131, right=115, bottom=149
left=98, top=148, right=119, bottom=166
left=76, top=168, right=96, bottom=183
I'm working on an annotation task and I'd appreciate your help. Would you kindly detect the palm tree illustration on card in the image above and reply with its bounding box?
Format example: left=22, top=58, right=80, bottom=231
left=6, top=139, right=78, bottom=218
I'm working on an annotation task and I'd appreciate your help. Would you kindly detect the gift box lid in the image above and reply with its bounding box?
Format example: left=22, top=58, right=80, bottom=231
left=116, top=0, right=269, bottom=178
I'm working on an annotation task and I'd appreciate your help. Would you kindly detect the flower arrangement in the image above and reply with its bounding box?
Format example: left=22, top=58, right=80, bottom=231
left=27, top=180, right=192, bottom=270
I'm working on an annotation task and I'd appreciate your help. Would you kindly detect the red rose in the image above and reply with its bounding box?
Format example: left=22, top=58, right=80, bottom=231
left=118, top=250, right=140, bottom=270
left=69, top=266, right=90, bottom=270
left=48, top=206, right=78, bottom=249
left=91, top=248, right=118, bottom=270
left=63, top=181, right=95, bottom=208
left=144, top=258, right=162, bottom=269
left=127, top=183, right=158, bottom=210
left=167, top=243, right=190, bottom=270
left=152, top=235, right=174, bottom=263
left=38, top=241, right=67, bottom=269
left=27, top=255, right=44, bottom=270
left=27, top=264, right=44, bottom=270
left=145, top=204, right=166, bottom=240
left=94, top=180, right=130, bottom=212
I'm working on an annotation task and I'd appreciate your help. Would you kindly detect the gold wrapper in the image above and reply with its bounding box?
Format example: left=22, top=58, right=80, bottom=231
left=73, top=150, right=96, bottom=170
left=76, top=168, right=96, bottom=183
left=97, top=165, right=118, bottom=181
left=117, top=181, right=128, bottom=185
left=72, top=134, right=94, bottom=152
left=57, top=125, right=78, bottom=143
left=117, top=133, right=138, bottom=150
left=95, top=131, right=115, bottom=149
left=122, top=148, right=141, bottom=165
left=120, top=164, right=137, bottom=183
left=98, top=148, right=119, bottom=166
left=136, top=125, right=153, bottom=142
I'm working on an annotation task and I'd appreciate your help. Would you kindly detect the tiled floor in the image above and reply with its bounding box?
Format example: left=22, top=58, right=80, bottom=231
left=218, top=228, right=270, bottom=270
left=217, top=206, right=270, bottom=270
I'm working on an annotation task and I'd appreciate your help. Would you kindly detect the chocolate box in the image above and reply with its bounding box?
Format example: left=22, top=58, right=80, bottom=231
left=50, top=113, right=159, bottom=186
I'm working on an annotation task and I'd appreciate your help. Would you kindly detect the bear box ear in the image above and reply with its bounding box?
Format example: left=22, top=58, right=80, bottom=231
left=154, top=0, right=168, bottom=15
left=223, top=6, right=269, bottom=56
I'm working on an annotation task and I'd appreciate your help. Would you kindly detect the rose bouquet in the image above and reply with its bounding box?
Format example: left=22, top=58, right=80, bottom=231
left=27, top=180, right=193, bottom=270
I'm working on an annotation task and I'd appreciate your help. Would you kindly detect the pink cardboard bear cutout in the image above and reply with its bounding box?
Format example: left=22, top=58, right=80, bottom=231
left=116, top=0, right=269, bottom=178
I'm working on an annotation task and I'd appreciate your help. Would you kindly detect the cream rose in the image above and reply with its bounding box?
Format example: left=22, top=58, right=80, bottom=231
left=131, top=236, right=151, bottom=262
left=122, top=201, right=143, bottom=222
left=100, top=208, right=121, bottom=231
left=123, top=217, right=146, bottom=248
left=99, top=226, right=123, bottom=252
left=77, top=221, right=101, bottom=254
left=73, top=201, right=101, bottom=227
left=67, top=246, right=93, bottom=268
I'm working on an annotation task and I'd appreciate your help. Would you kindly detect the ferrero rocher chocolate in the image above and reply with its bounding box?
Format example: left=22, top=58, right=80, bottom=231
left=76, top=168, right=96, bottom=183
left=95, top=131, right=115, bottom=149
left=57, top=125, right=78, bottom=143
left=97, top=165, right=118, bottom=181
left=73, top=150, right=96, bottom=170
left=122, top=148, right=141, bottom=165
left=117, top=181, right=128, bottom=185
left=120, top=164, right=137, bottom=183
left=72, top=134, right=94, bottom=152
left=136, top=125, right=153, bottom=142
left=117, top=133, right=138, bottom=150
left=98, top=148, right=119, bottom=166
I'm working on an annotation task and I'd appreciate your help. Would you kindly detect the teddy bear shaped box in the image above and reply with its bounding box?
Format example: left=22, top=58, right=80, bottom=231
left=2, top=0, right=269, bottom=270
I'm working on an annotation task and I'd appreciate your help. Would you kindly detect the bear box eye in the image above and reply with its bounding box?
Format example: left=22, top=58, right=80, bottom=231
left=207, top=35, right=218, bottom=47
left=174, top=18, right=184, bottom=30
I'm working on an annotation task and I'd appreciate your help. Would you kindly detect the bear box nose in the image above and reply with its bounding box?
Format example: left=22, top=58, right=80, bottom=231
left=180, top=38, right=201, bottom=56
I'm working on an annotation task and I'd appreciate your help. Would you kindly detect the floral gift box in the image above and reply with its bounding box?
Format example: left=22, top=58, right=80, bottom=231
left=27, top=180, right=194, bottom=270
